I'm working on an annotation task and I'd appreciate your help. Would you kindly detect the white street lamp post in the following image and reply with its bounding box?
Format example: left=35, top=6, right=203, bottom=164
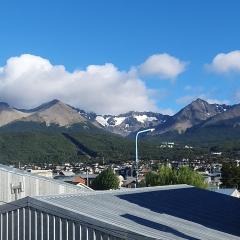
left=135, top=128, right=155, bottom=187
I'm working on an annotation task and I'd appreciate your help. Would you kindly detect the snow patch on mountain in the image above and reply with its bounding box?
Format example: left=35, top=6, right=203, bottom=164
left=133, top=114, right=157, bottom=123
left=113, top=117, right=126, bottom=125
left=96, top=116, right=109, bottom=126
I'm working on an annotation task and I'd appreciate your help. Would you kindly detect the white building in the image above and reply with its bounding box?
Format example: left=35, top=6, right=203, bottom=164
left=0, top=164, right=91, bottom=204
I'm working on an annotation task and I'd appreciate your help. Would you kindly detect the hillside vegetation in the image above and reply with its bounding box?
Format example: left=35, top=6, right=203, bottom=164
left=1, top=98, right=240, bottom=165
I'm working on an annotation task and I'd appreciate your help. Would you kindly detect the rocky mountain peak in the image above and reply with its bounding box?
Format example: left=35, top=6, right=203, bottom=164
left=193, top=98, right=207, bottom=103
left=29, top=99, right=63, bottom=112
left=185, top=98, right=210, bottom=111
left=154, top=99, right=230, bottom=134
left=17, top=99, right=87, bottom=127
left=178, top=98, right=228, bottom=119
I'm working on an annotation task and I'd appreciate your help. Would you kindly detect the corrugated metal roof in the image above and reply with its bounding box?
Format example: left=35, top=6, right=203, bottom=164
left=212, top=188, right=239, bottom=196
left=1, top=184, right=239, bottom=239
left=0, top=164, right=91, bottom=191
left=26, top=185, right=240, bottom=240
left=53, top=173, right=97, bottom=181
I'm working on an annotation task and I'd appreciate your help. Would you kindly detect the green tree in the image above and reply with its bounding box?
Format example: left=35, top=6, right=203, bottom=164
left=145, top=166, right=207, bottom=189
left=145, top=166, right=177, bottom=186
left=221, top=163, right=240, bottom=189
left=176, top=166, right=207, bottom=188
left=158, top=165, right=177, bottom=185
left=92, top=168, right=120, bottom=190
left=145, top=171, right=160, bottom=186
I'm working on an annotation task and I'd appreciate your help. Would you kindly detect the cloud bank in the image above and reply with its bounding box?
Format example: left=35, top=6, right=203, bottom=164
left=0, top=54, right=161, bottom=115
left=207, top=50, right=240, bottom=74
left=139, top=53, right=187, bottom=79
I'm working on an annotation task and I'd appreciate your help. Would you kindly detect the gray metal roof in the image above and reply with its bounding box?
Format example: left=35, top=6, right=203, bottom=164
left=53, top=173, right=97, bottom=181
left=1, top=184, right=239, bottom=240
left=0, top=164, right=91, bottom=191
left=212, top=188, right=239, bottom=196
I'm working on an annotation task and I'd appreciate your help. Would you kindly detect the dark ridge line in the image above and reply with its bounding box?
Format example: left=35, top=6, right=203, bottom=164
left=62, top=132, right=97, bottom=158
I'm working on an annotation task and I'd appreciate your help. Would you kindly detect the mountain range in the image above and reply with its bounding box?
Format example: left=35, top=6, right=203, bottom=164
left=0, top=98, right=238, bottom=136
left=0, top=99, right=240, bottom=137
left=1, top=98, right=240, bottom=164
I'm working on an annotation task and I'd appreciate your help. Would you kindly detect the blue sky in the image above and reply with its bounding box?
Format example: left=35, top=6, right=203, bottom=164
left=0, top=0, right=240, bottom=114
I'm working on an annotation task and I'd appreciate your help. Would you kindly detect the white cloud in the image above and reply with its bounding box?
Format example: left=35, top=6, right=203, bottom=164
left=0, top=54, right=162, bottom=115
left=206, top=50, right=240, bottom=74
left=176, top=95, right=229, bottom=105
left=139, top=53, right=187, bottom=79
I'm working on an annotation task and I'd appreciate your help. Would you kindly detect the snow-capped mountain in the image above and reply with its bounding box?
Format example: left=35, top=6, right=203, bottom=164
left=85, top=99, right=231, bottom=136
left=91, top=111, right=170, bottom=136
left=0, top=98, right=235, bottom=138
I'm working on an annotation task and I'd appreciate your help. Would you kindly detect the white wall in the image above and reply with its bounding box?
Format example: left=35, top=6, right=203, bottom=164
left=0, top=168, right=88, bottom=204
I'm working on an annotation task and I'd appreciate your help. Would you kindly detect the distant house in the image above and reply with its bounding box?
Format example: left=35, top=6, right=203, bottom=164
left=73, top=174, right=97, bottom=187
left=78, top=173, right=97, bottom=186
left=159, top=142, right=175, bottom=148
left=71, top=176, right=86, bottom=185
left=54, top=174, right=97, bottom=187
left=59, top=170, right=75, bottom=177
left=211, top=152, right=222, bottom=156
left=122, top=177, right=136, bottom=188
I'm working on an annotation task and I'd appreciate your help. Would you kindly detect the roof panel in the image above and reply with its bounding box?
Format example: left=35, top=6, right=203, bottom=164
left=32, top=185, right=240, bottom=240
left=1, top=185, right=239, bottom=239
